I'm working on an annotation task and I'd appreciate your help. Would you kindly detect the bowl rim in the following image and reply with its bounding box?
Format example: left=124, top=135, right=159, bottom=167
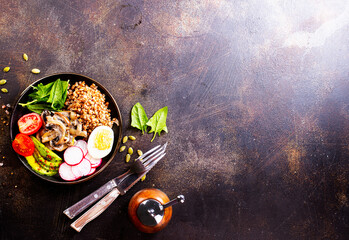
left=9, top=72, right=123, bottom=184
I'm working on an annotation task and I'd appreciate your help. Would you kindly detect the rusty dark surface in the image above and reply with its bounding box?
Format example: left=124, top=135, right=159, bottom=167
left=1, top=0, right=349, bottom=239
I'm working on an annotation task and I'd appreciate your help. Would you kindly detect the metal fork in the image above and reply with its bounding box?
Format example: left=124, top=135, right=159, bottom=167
left=69, top=144, right=167, bottom=232
left=63, top=143, right=167, bottom=220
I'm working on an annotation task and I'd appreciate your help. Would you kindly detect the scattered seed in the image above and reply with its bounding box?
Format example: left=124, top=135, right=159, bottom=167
left=129, top=136, right=136, bottom=141
left=137, top=150, right=143, bottom=156
left=3, top=67, right=10, bottom=72
left=23, top=53, right=28, bottom=61
left=0, top=79, right=6, bottom=85
left=128, top=147, right=133, bottom=155
left=31, top=68, right=40, bottom=74
left=1, top=88, right=8, bottom=93
left=141, top=175, right=146, bottom=181
left=119, top=146, right=126, bottom=152
left=122, top=136, right=128, bottom=143
left=125, top=154, right=131, bottom=163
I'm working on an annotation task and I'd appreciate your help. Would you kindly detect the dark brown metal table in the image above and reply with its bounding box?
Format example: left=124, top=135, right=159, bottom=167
left=1, top=0, right=349, bottom=239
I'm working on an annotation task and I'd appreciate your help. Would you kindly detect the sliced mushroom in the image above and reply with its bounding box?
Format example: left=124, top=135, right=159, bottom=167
left=49, top=141, right=68, bottom=152
left=36, top=128, right=45, bottom=142
left=70, top=111, right=77, bottom=120
left=66, top=135, right=75, bottom=147
left=56, top=112, right=70, bottom=126
left=70, top=119, right=87, bottom=138
left=46, top=116, right=67, bottom=145
left=41, top=130, right=59, bottom=143
left=41, top=110, right=53, bottom=123
left=38, top=110, right=84, bottom=151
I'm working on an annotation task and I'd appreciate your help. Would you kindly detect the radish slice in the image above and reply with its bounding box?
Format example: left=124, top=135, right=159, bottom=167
left=72, top=158, right=91, bottom=177
left=74, top=140, right=88, bottom=156
left=59, top=163, right=80, bottom=181
left=87, top=167, right=96, bottom=176
left=85, top=153, right=102, bottom=168
left=64, top=146, right=83, bottom=166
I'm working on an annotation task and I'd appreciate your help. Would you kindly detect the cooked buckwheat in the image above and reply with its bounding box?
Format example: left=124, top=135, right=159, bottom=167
left=64, top=81, right=118, bottom=136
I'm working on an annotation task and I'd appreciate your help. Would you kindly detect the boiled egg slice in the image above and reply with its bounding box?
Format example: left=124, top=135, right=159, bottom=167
left=87, top=126, right=114, bottom=159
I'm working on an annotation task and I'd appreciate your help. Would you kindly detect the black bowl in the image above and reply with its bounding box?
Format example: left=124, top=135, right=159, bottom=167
left=10, top=73, right=123, bottom=184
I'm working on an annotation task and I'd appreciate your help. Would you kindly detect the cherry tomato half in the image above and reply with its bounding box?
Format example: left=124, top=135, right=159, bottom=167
left=18, top=113, right=43, bottom=135
left=12, top=133, right=35, bottom=157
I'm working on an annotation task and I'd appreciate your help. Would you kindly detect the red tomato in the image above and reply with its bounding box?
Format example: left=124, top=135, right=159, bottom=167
left=18, top=113, right=43, bottom=135
left=12, top=133, right=35, bottom=157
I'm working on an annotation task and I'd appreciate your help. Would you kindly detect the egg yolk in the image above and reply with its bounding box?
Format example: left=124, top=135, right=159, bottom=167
left=94, top=129, right=112, bottom=150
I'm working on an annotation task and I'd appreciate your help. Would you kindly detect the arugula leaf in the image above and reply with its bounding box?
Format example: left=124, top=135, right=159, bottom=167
left=146, top=106, right=168, bottom=142
left=131, top=102, right=149, bottom=134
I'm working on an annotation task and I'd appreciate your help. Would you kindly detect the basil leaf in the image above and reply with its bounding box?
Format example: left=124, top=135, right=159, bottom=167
left=146, top=106, right=168, bottom=142
left=131, top=102, right=148, bottom=134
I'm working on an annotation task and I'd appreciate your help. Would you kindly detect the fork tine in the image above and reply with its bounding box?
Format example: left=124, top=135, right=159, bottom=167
left=144, top=147, right=166, bottom=168
left=135, top=145, right=161, bottom=162
left=145, top=153, right=166, bottom=171
left=143, top=145, right=166, bottom=165
left=140, top=142, right=167, bottom=164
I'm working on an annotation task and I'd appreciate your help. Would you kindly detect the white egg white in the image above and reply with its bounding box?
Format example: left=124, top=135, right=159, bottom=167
left=87, top=126, right=114, bottom=159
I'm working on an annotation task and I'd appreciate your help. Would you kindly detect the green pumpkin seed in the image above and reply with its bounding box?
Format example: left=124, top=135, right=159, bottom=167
left=137, top=150, right=143, bottom=156
left=119, top=146, right=126, bottom=152
left=128, top=147, right=133, bottom=155
left=3, top=67, right=10, bottom=72
left=125, top=154, right=131, bottom=163
left=31, top=68, right=40, bottom=74
left=0, top=79, right=6, bottom=85
left=141, top=175, right=146, bottom=181
left=129, top=136, right=136, bottom=141
left=122, top=136, right=128, bottom=143
left=1, top=88, right=8, bottom=93
left=23, top=53, right=28, bottom=61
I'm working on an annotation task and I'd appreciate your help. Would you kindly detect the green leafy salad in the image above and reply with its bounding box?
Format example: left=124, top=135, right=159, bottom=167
left=19, top=79, right=69, bottom=114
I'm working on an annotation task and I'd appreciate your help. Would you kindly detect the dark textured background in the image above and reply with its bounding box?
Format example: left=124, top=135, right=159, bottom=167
left=1, top=0, right=349, bottom=239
